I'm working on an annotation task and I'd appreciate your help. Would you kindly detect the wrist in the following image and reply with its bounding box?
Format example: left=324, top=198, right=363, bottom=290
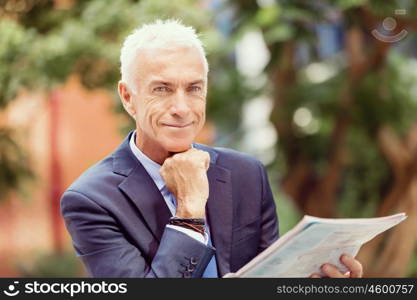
left=175, top=206, right=205, bottom=219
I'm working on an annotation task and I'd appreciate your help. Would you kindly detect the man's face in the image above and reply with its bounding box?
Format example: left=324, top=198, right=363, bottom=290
left=124, top=46, right=207, bottom=160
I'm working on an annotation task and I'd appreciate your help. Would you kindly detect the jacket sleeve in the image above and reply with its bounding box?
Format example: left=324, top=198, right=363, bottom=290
left=61, top=190, right=215, bottom=278
left=256, top=161, right=279, bottom=253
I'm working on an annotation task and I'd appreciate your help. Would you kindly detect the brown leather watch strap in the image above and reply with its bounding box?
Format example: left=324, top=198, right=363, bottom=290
left=169, top=217, right=206, bottom=234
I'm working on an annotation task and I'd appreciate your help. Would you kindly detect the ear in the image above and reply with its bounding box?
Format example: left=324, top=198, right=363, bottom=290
left=118, top=81, right=136, bottom=118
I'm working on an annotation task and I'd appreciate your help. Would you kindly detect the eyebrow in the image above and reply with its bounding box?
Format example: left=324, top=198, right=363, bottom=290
left=149, top=80, right=172, bottom=86
left=149, top=79, right=205, bottom=86
left=189, top=80, right=204, bottom=86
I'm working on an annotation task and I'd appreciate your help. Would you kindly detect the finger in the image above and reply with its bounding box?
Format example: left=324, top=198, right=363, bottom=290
left=223, top=272, right=236, bottom=278
left=203, top=152, right=210, bottom=170
left=321, top=264, right=349, bottom=278
left=159, top=164, right=166, bottom=175
left=192, top=150, right=210, bottom=169
left=310, top=274, right=321, bottom=278
left=343, top=271, right=351, bottom=277
left=163, top=156, right=173, bottom=165
left=179, top=148, right=200, bottom=160
left=341, top=254, right=363, bottom=278
left=184, top=148, right=198, bottom=155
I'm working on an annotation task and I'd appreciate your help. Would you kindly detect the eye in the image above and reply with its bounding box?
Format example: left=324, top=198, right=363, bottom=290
left=188, top=85, right=202, bottom=92
left=153, top=86, right=170, bottom=93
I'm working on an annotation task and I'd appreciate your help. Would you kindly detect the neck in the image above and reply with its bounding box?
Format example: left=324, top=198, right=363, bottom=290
left=136, top=140, right=169, bottom=165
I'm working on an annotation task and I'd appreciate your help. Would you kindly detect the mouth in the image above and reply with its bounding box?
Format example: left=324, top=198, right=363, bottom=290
left=162, top=122, right=193, bottom=128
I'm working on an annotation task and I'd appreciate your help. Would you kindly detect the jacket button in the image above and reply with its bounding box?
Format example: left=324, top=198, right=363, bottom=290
left=187, top=265, right=195, bottom=272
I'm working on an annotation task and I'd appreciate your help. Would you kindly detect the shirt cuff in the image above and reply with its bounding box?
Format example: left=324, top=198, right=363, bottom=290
left=166, top=224, right=208, bottom=245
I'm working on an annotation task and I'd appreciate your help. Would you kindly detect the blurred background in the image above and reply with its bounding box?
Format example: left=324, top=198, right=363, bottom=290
left=1, top=0, right=416, bottom=277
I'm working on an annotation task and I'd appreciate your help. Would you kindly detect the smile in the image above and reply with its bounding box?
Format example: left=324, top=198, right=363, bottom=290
left=162, top=122, right=193, bottom=128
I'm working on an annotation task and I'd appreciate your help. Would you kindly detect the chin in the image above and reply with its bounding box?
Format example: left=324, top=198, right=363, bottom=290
left=162, top=138, right=194, bottom=153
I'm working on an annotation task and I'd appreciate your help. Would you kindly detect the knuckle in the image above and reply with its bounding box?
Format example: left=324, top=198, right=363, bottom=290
left=176, top=156, right=186, bottom=163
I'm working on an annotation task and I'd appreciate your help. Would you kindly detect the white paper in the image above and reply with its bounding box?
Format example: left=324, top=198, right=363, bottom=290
left=228, top=213, right=406, bottom=278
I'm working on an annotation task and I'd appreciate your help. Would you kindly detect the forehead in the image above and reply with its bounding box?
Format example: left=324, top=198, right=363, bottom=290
left=133, top=46, right=207, bottom=83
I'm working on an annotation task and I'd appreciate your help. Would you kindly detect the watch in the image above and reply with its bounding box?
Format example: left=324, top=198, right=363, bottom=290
left=168, top=217, right=206, bottom=234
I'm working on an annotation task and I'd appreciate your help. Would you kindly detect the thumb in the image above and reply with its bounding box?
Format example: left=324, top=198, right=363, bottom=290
left=204, top=152, right=210, bottom=170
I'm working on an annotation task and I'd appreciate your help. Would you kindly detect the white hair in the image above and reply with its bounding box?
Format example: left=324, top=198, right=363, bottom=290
left=120, top=19, right=209, bottom=89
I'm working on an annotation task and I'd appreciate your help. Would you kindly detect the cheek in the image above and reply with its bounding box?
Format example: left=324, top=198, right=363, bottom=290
left=195, top=102, right=206, bottom=126
left=138, top=101, right=165, bottom=131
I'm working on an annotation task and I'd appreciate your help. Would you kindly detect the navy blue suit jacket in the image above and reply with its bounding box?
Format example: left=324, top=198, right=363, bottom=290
left=60, top=131, right=279, bottom=277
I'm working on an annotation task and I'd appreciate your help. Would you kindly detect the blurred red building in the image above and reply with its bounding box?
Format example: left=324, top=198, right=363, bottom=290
left=0, top=76, right=123, bottom=276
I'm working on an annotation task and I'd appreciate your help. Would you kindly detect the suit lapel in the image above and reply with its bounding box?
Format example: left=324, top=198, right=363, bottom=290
left=113, top=132, right=171, bottom=242
left=206, top=164, right=233, bottom=277
left=194, top=144, right=234, bottom=277
left=118, top=164, right=172, bottom=242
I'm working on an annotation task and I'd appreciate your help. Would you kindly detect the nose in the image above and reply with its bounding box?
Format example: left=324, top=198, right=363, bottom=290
left=170, top=90, right=191, bottom=118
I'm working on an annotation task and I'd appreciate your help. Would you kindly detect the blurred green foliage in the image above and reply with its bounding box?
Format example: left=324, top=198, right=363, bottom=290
left=231, top=0, right=417, bottom=213
left=17, top=252, right=83, bottom=277
left=0, top=128, right=33, bottom=200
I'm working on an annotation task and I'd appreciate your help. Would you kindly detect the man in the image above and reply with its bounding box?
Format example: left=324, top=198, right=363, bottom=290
left=61, top=19, right=362, bottom=278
